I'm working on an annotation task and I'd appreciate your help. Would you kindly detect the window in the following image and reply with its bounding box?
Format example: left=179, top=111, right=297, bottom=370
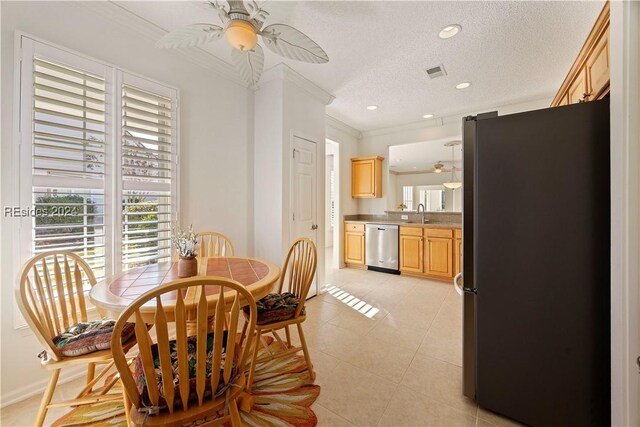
left=328, top=155, right=336, bottom=229
left=402, top=186, right=413, bottom=211
left=30, top=57, right=108, bottom=280
left=18, top=37, right=178, bottom=285
left=121, top=84, right=175, bottom=269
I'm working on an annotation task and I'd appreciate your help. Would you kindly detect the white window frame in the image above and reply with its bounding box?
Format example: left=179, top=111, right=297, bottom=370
left=13, top=33, right=180, bottom=328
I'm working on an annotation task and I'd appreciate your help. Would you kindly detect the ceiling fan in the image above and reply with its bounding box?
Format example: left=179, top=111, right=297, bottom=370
left=156, top=0, right=329, bottom=88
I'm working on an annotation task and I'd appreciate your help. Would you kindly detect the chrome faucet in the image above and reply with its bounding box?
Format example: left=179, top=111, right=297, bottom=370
left=417, top=203, right=426, bottom=224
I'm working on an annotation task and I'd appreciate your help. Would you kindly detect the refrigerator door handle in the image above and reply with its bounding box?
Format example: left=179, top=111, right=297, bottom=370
left=454, top=272, right=463, bottom=296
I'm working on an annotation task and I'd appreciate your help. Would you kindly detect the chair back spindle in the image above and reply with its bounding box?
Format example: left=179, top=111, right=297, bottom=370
left=277, top=238, right=317, bottom=317
left=111, top=277, right=256, bottom=417
left=17, top=251, right=97, bottom=361
left=198, top=232, right=235, bottom=257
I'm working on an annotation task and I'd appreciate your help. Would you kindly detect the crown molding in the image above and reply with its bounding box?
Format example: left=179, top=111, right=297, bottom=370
left=360, top=94, right=554, bottom=139
left=261, top=63, right=335, bottom=106
left=361, top=117, right=448, bottom=139
left=326, top=115, right=362, bottom=139
left=75, top=1, right=248, bottom=88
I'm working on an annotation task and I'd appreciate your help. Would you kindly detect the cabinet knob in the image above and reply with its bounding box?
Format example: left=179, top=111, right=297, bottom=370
left=580, top=92, right=592, bottom=103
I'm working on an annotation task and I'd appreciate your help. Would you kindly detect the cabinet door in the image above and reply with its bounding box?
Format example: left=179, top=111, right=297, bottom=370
left=352, top=160, right=375, bottom=198
left=345, top=232, right=365, bottom=264
left=425, top=237, right=453, bottom=278
left=454, top=238, right=462, bottom=275
left=400, top=235, right=423, bottom=273
left=567, top=67, right=589, bottom=104
left=557, top=92, right=569, bottom=107
left=587, top=29, right=609, bottom=99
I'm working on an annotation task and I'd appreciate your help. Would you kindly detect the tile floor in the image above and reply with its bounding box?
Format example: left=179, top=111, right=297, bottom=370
left=1, top=249, right=521, bottom=426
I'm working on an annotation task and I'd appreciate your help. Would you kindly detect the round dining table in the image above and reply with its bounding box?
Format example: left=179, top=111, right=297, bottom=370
left=89, top=256, right=280, bottom=323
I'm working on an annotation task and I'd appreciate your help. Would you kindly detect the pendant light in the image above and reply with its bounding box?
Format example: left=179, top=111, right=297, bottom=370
left=443, top=141, right=462, bottom=189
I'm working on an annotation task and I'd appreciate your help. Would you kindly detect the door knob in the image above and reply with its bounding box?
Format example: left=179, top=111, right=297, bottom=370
left=311, top=224, right=318, bottom=230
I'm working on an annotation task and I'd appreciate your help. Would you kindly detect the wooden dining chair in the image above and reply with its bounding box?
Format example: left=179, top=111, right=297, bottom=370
left=198, top=231, right=235, bottom=257
left=16, top=251, right=133, bottom=427
left=111, top=277, right=257, bottom=427
left=245, top=238, right=317, bottom=391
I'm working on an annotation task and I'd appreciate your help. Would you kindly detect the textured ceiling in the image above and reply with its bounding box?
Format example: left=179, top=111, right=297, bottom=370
left=389, top=138, right=462, bottom=173
left=114, top=0, right=604, bottom=132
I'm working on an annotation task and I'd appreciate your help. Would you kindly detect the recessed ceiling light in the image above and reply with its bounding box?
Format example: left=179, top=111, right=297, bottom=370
left=423, top=114, right=434, bottom=119
left=367, top=105, right=378, bottom=110
left=439, top=24, right=461, bottom=39
left=456, top=82, right=472, bottom=89
left=413, top=166, right=417, bottom=169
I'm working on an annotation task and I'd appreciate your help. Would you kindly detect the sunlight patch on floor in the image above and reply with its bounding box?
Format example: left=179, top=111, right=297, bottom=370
left=325, top=285, right=380, bottom=319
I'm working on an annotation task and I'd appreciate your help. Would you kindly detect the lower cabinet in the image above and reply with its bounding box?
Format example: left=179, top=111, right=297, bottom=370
left=344, top=222, right=365, bottom=266
left=399, top=226, right=459, bottom=280
left=424, top=236, right=453, bottom=278
left=400, top=234, right=423, bottom=273
left=454, top=229, right=462, bottom=276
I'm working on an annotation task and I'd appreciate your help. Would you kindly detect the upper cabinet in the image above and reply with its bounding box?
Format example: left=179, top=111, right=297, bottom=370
left=551, top=2, right=609, bottom=107
left=352, top=156, right=384, bottom=198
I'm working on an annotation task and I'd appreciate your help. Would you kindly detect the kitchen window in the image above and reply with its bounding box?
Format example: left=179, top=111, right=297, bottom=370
left=402, top=186, right=413, bottom=211
left=16, top=36, right=179, bottom=287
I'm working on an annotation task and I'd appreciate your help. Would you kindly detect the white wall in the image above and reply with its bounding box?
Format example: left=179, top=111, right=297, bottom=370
left=609, top=1, right=640, bottom=424
left=253, top=65, right=331, bottom=289
left=326, top=117, right=360, bottom=268
left=0, top=1, right=253, bottom=405
left=357, top=97, right=552, bottom=214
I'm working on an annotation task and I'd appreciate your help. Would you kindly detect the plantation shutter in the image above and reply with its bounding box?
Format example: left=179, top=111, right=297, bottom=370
left=17, top=36, right=180, bottom=312
left=30, top=56, right=108, bottom=281
left=120, top=81, right=177, bottom=270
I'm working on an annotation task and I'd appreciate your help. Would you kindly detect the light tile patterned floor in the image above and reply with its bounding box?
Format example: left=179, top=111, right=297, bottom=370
left=1, top=259, right=521, bottom=426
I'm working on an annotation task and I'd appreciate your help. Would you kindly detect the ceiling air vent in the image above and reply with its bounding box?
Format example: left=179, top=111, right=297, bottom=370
left=425, top=64, right=447, bottom=79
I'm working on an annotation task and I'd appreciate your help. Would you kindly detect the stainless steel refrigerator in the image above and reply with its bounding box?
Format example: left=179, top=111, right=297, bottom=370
left=460, top=99, right=610, bottom=426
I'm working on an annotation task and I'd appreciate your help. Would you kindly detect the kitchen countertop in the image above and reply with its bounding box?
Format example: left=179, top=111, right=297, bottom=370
left=344, top=219, right=461, bottom=229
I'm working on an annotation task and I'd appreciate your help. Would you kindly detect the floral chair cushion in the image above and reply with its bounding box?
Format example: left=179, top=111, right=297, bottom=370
left=133, top=331, right=235, bottom=408
left=52, top=319, right=136, bottom=357
left=244, top=292, right=304, bottom=325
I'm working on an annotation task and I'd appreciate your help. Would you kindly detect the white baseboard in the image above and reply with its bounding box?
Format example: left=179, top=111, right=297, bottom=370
left=0, top=366, right=86, bottom=409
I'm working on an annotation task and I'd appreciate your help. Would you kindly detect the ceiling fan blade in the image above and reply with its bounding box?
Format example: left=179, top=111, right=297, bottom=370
left=156, top=23, right=224, bottom=49
left=260, top=24, right=329, bottom=64
left=231, top=44, right=265, bottom=88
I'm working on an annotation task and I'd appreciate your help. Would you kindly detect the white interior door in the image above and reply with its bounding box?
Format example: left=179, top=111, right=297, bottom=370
left=291, top=136, right=317, bottom=297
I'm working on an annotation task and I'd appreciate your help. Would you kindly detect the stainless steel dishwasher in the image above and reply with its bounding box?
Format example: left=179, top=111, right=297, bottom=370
left=365, top=224, right=399, bottom=273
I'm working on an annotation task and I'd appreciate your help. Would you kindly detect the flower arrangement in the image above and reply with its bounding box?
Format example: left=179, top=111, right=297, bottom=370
left=397, top=203, right=408, bottom=211
left=172, top=224, right=198, bottom=258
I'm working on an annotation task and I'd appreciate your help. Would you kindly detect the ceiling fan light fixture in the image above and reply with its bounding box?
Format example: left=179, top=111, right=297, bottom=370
left=225, top=20, right=258, bottom=51
left=434, top=162, right=444, bottom=173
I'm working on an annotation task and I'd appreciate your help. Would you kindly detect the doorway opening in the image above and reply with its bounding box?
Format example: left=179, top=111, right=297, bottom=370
left=325, top=139, right=339, bottom=273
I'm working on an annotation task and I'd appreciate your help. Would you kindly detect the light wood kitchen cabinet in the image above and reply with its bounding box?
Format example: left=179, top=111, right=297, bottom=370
left=567, top=67, right=589, bottom=104
left=551, top=2, right=609, bottom=107
left=398, top=226, right=457, bottom=280
left=351, top=156, right=383, bottom=198
left=454, top=229, right=462, bottom=275
left=586, top=27, right=609, bottom=99
left=424, top=236, right=453, bottom=278
left=400, top=231, right=423, bottom=273
left=344, top=223, right=365, bottom=266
